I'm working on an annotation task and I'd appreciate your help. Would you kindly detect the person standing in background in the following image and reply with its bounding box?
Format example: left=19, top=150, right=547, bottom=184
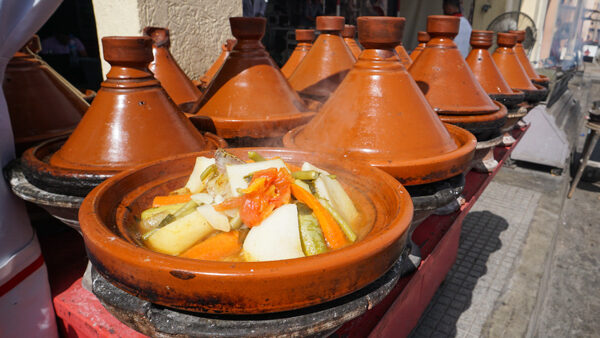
left=443, top=0, right=472, bottom=57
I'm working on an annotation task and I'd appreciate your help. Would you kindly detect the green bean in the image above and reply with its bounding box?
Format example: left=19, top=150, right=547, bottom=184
left=292, top=170, right=319, bottom=180
left=200, top=164, right=217, bottom=181
left=297, top=203, right=327, bottom=256
left=172, top=200, right=198, bottom=219
left=327, top=174, right=337, bottom=179
left=248, top=151, right=266, bottom=162
left=318, top=198, right=357, bottom=242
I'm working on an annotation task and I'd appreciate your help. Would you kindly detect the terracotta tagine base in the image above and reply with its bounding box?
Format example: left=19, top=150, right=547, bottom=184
left=532, top=75, right=550, bottom=88
left=438, top=101, right=508, bottom=141
left=521, top=83, right=548, bottom=104
left=91, top=254, right=402, bottom=337
left=80, top=148, right=413, bottom=314
left=489, top=89, right=525, bottom=109
left=10, top=134, right=224, bottom=230
left=192, top=17, right=315, bottom=143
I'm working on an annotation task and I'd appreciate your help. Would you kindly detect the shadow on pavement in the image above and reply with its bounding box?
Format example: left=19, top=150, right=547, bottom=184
left=409, top=211, right=509, bottom=337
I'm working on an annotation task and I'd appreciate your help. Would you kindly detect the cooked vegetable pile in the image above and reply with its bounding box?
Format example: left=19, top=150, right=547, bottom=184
left=136, top=149, right=362, bottom=262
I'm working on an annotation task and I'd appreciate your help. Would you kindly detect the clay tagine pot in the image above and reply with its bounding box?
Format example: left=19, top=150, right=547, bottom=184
left=409, top=15, right=507, bottom=141
left=342, top=24, right=362, bottom=59
left=281, top=29, right=315, bottom=78
left=79, top=148, right=413, bottom=314
left=191, top=17, right=314, bottom=146
left=410, top=31, right=429, bottom=61
left=12, top=36, right=225, bottom=229
left=198, top=38, right=236, bottom=91
left=4, top=37, right=88, bottom=154
left=465, top=30, right=525, bottom=109
left=492, top=32, right=548, bottom=104
left=285, top=16, right=476, bottom=272
left=288, top=16, right=356, bottom=107
left=509, top=30, right=550, bottom=88
left=143, top=27, right=201, bottom=113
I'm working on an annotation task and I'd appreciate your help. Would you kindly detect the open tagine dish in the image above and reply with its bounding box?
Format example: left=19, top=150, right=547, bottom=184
left=79, top=148, right=413, bottom=314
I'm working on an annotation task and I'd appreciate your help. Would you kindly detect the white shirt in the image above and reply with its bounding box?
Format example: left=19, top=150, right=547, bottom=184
left=454, top=16, right=472, bottom=58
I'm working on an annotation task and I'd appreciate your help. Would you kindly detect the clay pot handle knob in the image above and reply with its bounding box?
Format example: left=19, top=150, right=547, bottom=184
left=508, top=30, right=526, bottom=43
left=295, top=29, right=315, bottom=43
left=316, top=16, right=345, bottom=32
left=470, top=30, right=493, bottom=49
left=427, top=15, right=460, bottom=38
left=229, top=17, right=266, bottom=41
left=342, top=24, right=356, bottom=38
left=25, top=35, right=42, bottom=54
left=496, top=32, right=518, bottom=48
left=143, top=26, right=171, bottom=48
left=417, top=31, right=430, bottom=43
left=102, top=36, right=154, bottom=65
left=357, top=16, right=405, bottom=50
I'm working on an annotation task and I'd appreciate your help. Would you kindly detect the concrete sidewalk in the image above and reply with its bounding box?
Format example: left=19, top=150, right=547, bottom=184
left=409, top=65, right=600, bottom=337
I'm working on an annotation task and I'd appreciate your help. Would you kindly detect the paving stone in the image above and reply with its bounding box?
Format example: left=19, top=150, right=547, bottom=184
left=408, top=182, right=541, bottom=337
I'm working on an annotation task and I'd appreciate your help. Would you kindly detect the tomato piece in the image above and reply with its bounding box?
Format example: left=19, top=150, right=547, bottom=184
left=239, top=167, right=293, bottom=227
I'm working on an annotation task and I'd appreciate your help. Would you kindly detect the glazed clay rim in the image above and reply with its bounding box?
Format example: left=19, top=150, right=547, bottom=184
left=439, top=100, right=507, bottom=124
left=189, top=112, right=316, bottom=139
left=79, top=148, right=413, bottom=314
left=22, top=132, right=226, bottom=181
left=532, top=74, right=550, bottom=83
left=284, top=123, right=476, bottom=186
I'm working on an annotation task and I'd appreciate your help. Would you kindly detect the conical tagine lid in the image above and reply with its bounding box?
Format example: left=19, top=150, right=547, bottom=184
left=394, top=42, right=412, bottom=68
left=192, top=17, right=314, bottom=139
left=409, top=15, right=498, bottom=115
left=199, top=39, right=236, bottom=90
left=289, top=16, right=356, bottom=103
left=342, top=24, right=362, bottom=59
left=491, top=33, right=538, bottom=91
left=144, top=27, right=201, bottom=112
left=466, top=30, right=525, bottom=108
left=466, top=31, right=517, bottom=95
left=284, top=16, right=476, bottom=185
left=281, top=29, right=315, bottom=78
left=4, top=37, right=87, bottom=151
left=509, top=30, right=548, bottom=83
left=410, top=31, right=429, bottom=61
left=50, top=36, right=208, bottom=171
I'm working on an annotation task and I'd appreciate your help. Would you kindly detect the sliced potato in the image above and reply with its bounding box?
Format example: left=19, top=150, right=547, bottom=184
left=243, top=204, right=304, bottom=261
left=226, top=159, right=288, bottom=197
left=196, top=205, right=231, bottom=232
left=185, top=157, right=216, bottom=193
left=145, top=211, right=214, bottom=256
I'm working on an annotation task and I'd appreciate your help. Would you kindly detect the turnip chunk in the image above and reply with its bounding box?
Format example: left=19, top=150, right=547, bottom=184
left=301, top=162, right=360, bottom=227
left=185, top=157, right=216, bottom=193
left=226, top=159, right=288, bottom=197
left=146, top=211, right=214, bottom=256
left=191, top=193, right=213, bottom=205
left=197, top=205, right=231, bottom=232
left=243, top=204, right=305, bottom=261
